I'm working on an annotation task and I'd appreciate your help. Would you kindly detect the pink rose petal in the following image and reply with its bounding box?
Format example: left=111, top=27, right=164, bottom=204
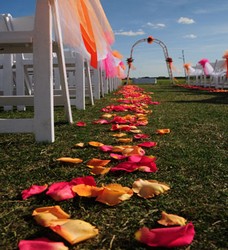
left=70, top=176, right=96, bottom=186
left=138, top=141, right=157, bottom=148
left=76, top=121, right=86, bottom=127
left=46, top=182, right=76, bottom=201
left=18, top=237, right=68, bottom=250
left=134, top=134, right=150, bottom=140
left=100, top=145, right=113, bottom=152
left=135, top=222, right=195, bottom=247
left=110, top=153, right=127, bottom=160
left=22, top=184, right=48, bottom=200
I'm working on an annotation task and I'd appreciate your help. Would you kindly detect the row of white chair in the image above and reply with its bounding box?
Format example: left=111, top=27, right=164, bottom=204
left=0, top=0, right=122, bottom=142
left=0, top=14, right=120, bottom=110
left=185, top=60, right=227, bottom=89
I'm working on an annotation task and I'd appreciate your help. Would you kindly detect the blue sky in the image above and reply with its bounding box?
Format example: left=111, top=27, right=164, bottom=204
left=1, top=0, right=228, bottom=77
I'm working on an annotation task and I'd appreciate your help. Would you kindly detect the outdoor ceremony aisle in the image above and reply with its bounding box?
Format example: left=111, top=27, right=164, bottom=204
left=18, top=84, right=195, bottom=249
left=1, top=82, right=227, bottom=249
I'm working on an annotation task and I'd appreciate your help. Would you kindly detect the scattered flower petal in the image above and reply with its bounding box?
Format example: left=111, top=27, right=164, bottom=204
left=88, top=165, right=111, bottom=175
left=56, top=157, right=83, bottom=164
left=18, top=238, right=68, bottom=250
left=138, top=141, right=157, bottom=148
left=101, top=113, right=115, bottom=119
left=72, top=184, right=103, bottom=197
left=46, top=182, right=76, bottom=201
left=70, top=176, right=96, bottom=186
left=111, top=145, right=128, bottom=153
left=22, top=184, right=48, bottom=200
left=158, top=211, right=187, bottom=226
left=50, top=219, right=99, bottom=245
left=156, top=128, right=170, bottom=135
left=87, top=158, right=110, bottom=167
left=132, top=179, right=170, bottom=198
left=76, top=121, right=86, bottom=127
left=135, top=222, right=195, bottom=247
left=32, top=206, right=70, bottom=227
left=130, top=129, right=142, bottom=134
left=111, top=124, right=137, bottom=131
left=93, top=119, right=109, bottom=124
left=111, top=155, right=157, bottom=173
left=74, top=142, right=85, bottom=148
left=110, top=153, right=127, bottom=160
left=112, top=133, right=127, bottom=138
left=96, top=183, right=133, bottom=206
left=122, top=146, right=145, bottom=156
left=116, top=138, right=133, bottom=143
left=89, top=141, right=104, bottom=147
left=100, top=145, right=113, bottom=152
left=32, top=206, right=70, bottom=218
left=133, top=134, right=150, bottom=140
left=110, top=162, right=139, bottom=172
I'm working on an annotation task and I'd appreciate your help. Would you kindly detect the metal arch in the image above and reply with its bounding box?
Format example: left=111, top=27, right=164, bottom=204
left=153, top=38, right=174, bottom=83
left=126, top=36, right=174, bottom=84
left=126, top=38, right=148, bottom=84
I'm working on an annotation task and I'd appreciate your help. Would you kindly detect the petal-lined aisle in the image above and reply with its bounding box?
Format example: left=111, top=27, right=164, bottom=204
left=19, top=84, right=195, bottom=249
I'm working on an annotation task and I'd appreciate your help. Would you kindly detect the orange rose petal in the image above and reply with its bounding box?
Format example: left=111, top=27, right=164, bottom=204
left=116, top=138, right=133, bottom=143
left=122, top=146, right=145, bottom=156
left=111, top=145, right=128, bottom=153
left=33, top=213, right=63, bottom=227
left=72, top=184, right=103, bottom=197
left=87, top=158, right=110, bottom=167
left=96, top=183, right=133, bottom=206
left=88, top=141, right=104, bottom=147
left=32, top=206, right=70, bottom=219
left=101, top=113, right=115, bottom=118
left=32, top=206, right=70, bottom=227
left=56, top=157, right=83, bottom=164
left=74, top=142, right=85, bottom=148
left=156, top=129, right=171, bottom=135
left=132, top=179, right=170, bottom=198
left=157, top=211, right=187, bottom=226
left=112, top=133, right=127, bottom=138
left=130, top=129, right=142, bottom=134
left=50, top=219, right=99, bottom=245
left=89, top=166, right=111, bottom=175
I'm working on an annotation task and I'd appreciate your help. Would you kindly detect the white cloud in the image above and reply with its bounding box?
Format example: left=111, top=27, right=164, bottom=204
left=147, top=22, right=166, bottom=29
left=183, top=34, right=197, bottom=39
left=114, top=29, right=145, bottom=36
left=178, top=17, right=195, bottom=24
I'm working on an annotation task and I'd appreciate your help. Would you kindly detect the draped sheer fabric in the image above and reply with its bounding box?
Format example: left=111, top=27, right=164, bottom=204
left=89, top=0, right=115, bottom=46
left=57, top=0, right=89, bottom=59
left=57, top=0, right=115, bottom=69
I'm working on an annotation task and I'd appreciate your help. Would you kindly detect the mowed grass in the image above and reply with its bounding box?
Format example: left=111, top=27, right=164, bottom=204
left=0, top=80, right=227, bottom=250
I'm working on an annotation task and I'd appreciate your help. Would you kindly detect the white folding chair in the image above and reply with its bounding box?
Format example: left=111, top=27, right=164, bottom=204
left=0, top=0, right=72, bottom=142
left=210, top=60, right=227, bottom=89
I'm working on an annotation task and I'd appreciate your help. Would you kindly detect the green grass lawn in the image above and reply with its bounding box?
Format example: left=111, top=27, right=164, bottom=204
left=0, top=80, right=227, bottom=249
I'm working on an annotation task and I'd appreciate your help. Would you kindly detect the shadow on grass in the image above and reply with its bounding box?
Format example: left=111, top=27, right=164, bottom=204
left=170, top=85, right=228, bottom=105
left=174, top=93, right=228, bottom=105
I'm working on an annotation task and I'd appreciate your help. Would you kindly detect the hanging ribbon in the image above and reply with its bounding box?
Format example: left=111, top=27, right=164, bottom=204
left=77, top=0, right=98, bottom=68
left=198, top=58, right=214, bottom=76
left=222, top=50, right=228, bottom=78
left=183, top=63, right=191, bottom=74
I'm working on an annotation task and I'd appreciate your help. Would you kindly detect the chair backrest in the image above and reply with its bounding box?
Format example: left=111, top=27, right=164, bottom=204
left=0, top=0, right=72, bottom=142
left=9, top=15, right=34, bottom=31
left=214, top=59, right=226, bottom=73
left=0, top=14, right=9, bottom=31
